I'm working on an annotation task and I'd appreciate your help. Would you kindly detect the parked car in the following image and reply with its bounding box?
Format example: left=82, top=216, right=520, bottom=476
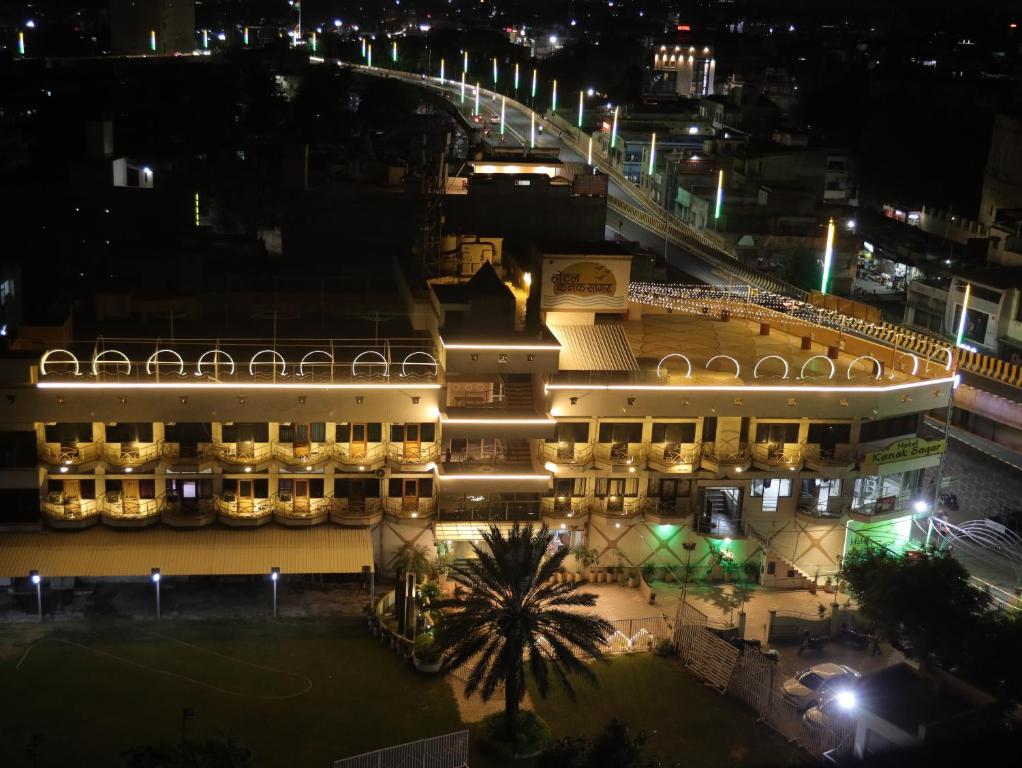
left=782, top=663, right=861, bottom=708
left=803, top=693, right=858, bottom=732
left=833, top=626, right=870, bottom=650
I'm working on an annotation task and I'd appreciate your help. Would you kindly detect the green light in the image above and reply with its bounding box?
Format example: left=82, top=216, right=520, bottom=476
left=578, top=91, right=584, bottom=128
left=17, top=31, right=25, bottom=56
left=203, top=29, right=208, bottom=49
left=474, top=82, right=480, bottom=116
left=460, top=71, right=465, bottom=103
left=648, top=132, right=656, bottom=175
left=551, top=80, right=557, bottom=113
left=956, top=283, right=971, bottom=347
left=611, top=106, right=619, bottom=149
left=149, top=30, right=156, bottom=52
left=820, top=218, right=835, bottom=294
left=367, top=43, right=372, bottom=68
left=439, top=58, right=445, bottom=83
left=514, top=63, right=519, bottom=91
left=391, top=41, right=397, bottom=63
left=311, top=32, right=317, bottom=53
left=500, top=97, right=506, bottom=135
left=244, top=27, right=249, bottom=46
left=493, top=57, right=498, bottom=86
left=531, top=68, right=537, bottom=99
left=715, top=170, right=723, bottom=220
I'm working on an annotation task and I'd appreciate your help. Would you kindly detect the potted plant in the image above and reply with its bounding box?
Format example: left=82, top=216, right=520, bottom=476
left=412, top=631, right=443, bottom=674
left=617, top=564, right=628, bottom=586
left=627, top=568, right=638, bottom=589
left=435, top=542, right=454, bottom=588
left=823, top=576, right=834, bottom=594
left=571, top=545, right=600, bottom=582
left=641, top=563, right=656, bottom=584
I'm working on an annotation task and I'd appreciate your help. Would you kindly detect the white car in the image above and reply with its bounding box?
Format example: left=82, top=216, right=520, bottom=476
left=803, top=692, right=858, bottom=731
left=782, top=663, right=860, bottom=709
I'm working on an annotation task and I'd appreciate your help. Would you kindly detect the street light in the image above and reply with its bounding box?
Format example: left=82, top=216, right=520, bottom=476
left=578, top=90, right=584, bottom=128
left=439, top=57, right=445, bottom=84
left=271, top=567, right=280, bottom=618
left=29, top=570, right=41, bottom=621
left=820, top=217, right=836, bottom=294
left=648, top=132, right=657, bottom=176
left=834, top=690, right=857, bottom=710
left=914, top=500, right=930, bottom=514
left=514, top=63, right=519, bottom=93
left=151, top=567, right=161, bottom=619
left=551, top=79, right=557, bottom=113
left=611, top=106, right=619, bottom=150
left=956, top=282, right=972, bottom=348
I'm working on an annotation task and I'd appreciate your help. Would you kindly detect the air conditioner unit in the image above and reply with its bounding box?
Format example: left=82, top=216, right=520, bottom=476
left=222, top=491, right=237, bottom=502
left=278, top=491, right=293, bottom=502
left=47, top=492, right=64, bottom=504
left=106, top=491, right=122, bottom=502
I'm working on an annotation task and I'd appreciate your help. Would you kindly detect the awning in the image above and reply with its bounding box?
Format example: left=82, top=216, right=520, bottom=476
left=0, top=526, right=374, bottom=578
left=435, top=521, right=530, bottom=542
left=548, top=323, right=639, bottom=371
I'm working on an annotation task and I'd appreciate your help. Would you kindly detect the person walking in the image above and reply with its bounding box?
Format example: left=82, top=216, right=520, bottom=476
left=798, top=630, right=810, bottom=657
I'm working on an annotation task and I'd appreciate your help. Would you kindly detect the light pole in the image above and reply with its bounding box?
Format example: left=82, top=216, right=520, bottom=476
left=29, top=570, right=41, bottom=621
left=578, top=90, right=584, bottom=128
left=151, top=568, right=161, bottom=619
left=271, top=567, right=280, bottom=618
left=551, top=79, right=557, bottom=114
left=680, top=541, right=696, bottom=607
left=820, top=217, right=836, bottom=294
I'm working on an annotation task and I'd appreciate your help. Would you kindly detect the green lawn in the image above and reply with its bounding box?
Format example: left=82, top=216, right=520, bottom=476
left=531, top=655, right=801, bottom=768
left=0, top=620, right=799, bottom=768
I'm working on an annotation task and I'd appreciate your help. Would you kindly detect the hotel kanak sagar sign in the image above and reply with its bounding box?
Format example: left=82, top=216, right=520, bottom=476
left=541, top=256, right=629, bottom=311
left=866, top=437, right=945, bottom=467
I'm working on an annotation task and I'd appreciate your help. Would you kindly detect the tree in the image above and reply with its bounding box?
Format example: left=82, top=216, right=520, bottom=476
left=435, top=524, right=614, bottom=737
left=842, top=545, right=989, bottom=666
left=538, top=719, right=677, bottom=768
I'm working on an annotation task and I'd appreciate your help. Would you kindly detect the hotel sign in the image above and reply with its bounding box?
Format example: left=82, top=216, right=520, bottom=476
left=541, top=256, right=630, bottom=311
left=866, top=437, right=945, bottom=467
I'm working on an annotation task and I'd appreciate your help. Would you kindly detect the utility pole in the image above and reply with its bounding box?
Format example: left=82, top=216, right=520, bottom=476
left=680, top=541, right=697, bottom=607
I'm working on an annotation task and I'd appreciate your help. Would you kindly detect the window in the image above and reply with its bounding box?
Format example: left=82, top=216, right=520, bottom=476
left=755, top=422, right=799, bottom=444
left=750, top=478, right=792, bottom=497
left=554, top=477, right=586, bottom=496
left=106, top=423, right=154, bottom=443
left=279, top=422, right=326, bottom=443
left=164, top=423, right=211, bottom=444
left=807, top=423, right=851, bottom=445
left=787, top=568, right=796, bottom=578
left=0, top=488, right=40, bottom=524
left=336, top=478, right=381, bottom=497
left=391, top=423, right=436, bottom=442
left=651, top=422, right=696, bottom=443
left=337, top=423, right=382, bottom=442
left=702, top=416, right=717, bottom=441
left=387, top=478, right=433, bottom=497
left=859, top=414, right=918, bottom=444
left=44, top=423, right=93, bottom=443
left=221, top=423, right=269, bottom=442
left=139, top=480, right=156, bottom=499
left=766, top=561, right=776, bottom=575
left=0, top=431, right=36, bottom=467
left=597, top=422, right=643, bottom=443
left=594, top=477, right=639, bottom=497
left=552, top=422, right=589, bottom=443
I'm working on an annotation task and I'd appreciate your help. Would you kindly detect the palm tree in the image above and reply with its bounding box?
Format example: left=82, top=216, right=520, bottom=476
left=434, top=523, right=614, bottom=736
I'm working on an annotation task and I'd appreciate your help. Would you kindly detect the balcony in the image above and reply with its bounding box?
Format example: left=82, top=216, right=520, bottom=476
left=539, top=442, right=594, bottom=469
left=330, top=497, right=384, bottom=526
left=847, top=491, right=915, bottom=521
left=215, top=494, right=274, bottom=526
left=594, top=443, right=647, bottom=470
left=591, top=495, right=647, bottom=517
left=642, top=497, right=690, bottom=523
left=272, top=494, right=331, bottom=526
left=272, top=442, right=330, bottom=468
left=387, top=442, right=440, bottom=471
left=751, top=442, right=804, bottom=471
left=103, top=441, right=161, bottom=468
left=209, top=442, right=273, bottom=467
left=540, top=495, right=590, bottom=519
left=796, top=494, right=845, bottom=519
left=648, top=443, right=700, bottom=473
left=384, top=496, right=437, bottom=520
left=100, top=493, right=161, bottom=527
left=161, top=496, right=216, bottom=527
left=161, top=442, right=214, bottom=467
left=700, top=442, right=751, bottom=473
left=333, top=442, right=387, bottom=470
left=803, top=443, right=856, bottom=472
left=39, top=443, right=100, bottom=467
left=41, top=495, right=100, bottom=529
left=436, top=498, right=542, bottom=522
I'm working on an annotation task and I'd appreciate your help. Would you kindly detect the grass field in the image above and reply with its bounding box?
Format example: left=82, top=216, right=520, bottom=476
left=0, top=619, right=799, bottom=768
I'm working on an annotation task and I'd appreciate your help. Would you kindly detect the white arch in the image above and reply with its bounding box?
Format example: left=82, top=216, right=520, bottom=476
left=298, top=350, right=334, bottom=377
left=195, top=349, right=236, bottom=377
left=145, top=349, right=185, bottom=376
left=352, top=350, right=389, bottom=379
left=847, top=355, right=883, bottom=381
left=798, top=355, right=836, bottom=380
left=249, top=349, right=288, bottom=378
left=705, top=354, right=741, bottom=378
left=656, top=353, right=693, bottom=379
left=925, top=346, right=954, bottom=372
left=752, top=355, right=790, bottom=379
left=401, top=351, right=438, bottom=378
left=895, top=351, right=919, bottom=377
left=40, top=349, right=81, bottom=376
left=91, top=349, right=131, bottom=376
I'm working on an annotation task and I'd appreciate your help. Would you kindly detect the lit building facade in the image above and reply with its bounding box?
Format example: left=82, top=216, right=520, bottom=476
left=651, top=44, right=716, bottom=98
left=0, top=249, right=954, bottom=584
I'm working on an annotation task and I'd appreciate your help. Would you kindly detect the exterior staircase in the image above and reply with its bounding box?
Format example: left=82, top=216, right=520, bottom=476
left=706, top=489, right=729, bottom=516
left=503, top=376, right=534, bottom=410
left=504, top=439, right=532, bottom=463
left=743, top=520, right=834, bottom=588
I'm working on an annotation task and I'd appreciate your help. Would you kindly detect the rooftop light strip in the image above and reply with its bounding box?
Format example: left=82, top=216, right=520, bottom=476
left=439, top=474, right=551, bottom=481
left=37, top=382, right=441, bottom=390
left=440, top=340, right=560, bottom=350
left=440, top=416, right=556, bottom=425
left=545, top=375, right=955, bottom=394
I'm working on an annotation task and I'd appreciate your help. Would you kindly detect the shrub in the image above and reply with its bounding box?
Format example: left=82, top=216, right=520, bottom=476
left=480, top=710, right=553, bottom=759
left=413, top=631, right=442, bottom=663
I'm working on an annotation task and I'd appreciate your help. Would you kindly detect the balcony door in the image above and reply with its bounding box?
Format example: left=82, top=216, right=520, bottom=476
left=293, top=479, right=310, bottom=512
left=122, top=478, right=140, bottom=515
left=293, top=424, right=311, bottom=457
left=403, top=424, right=421, bottom=460
left=238, top=479, right=254, bottom=513
left=350, top=423, right=368, bottom=460
left=402, top=478, right=420, bottom=512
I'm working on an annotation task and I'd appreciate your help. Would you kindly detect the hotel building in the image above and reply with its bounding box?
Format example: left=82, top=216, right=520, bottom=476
left=0, top=240, right=954, bottom=586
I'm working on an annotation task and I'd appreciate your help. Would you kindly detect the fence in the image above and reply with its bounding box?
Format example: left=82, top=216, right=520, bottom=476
left=332, top=731, right=469, bottom=768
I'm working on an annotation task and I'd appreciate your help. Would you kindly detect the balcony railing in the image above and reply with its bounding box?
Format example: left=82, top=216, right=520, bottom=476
left=272, top=442, right=329, bottom=466
left=387, top=443, right=441, bottom=466
left=39, top=443, right=100, bottom=466
left=103, top=441, right=162, bottom=467
left=384, top=496, right=437, bottom=519
left=594, top=443, right=647, bottom=467
left=208, top=442, right=274, bottom=465
left=591, top=495, right=646, bottom=516
left=436, top=499, right=542, bottom=522
left=641, top=497, right=689, bottom=518
left=214, top=494, right=275, bottom=520
left=330, top=497, right=384, bottom=520
left=445, top=441, right=507, bottom=463
left=700, top=442, right=749, bottom=470
left=846, top=491, right=915, bottom=519
left=541, top=496, right=590, bottom=517
left=333, top=442, right=386, bottom=467
left=41, top=496, right=100, bottom=524
left=648, top=443, right=700, bottom=471
left=161, top=443, right=213, bottom=463
left=751, top=442, right=805, bottom=469
left=273, top=494, right=332, bottom=522
left=803, top=443, right=855, bottom=470
left=797, top=494, right=845, bottom=519
left=100, top=493, right=161, bottom=521
left=540, top=443, right=594, bottom=467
